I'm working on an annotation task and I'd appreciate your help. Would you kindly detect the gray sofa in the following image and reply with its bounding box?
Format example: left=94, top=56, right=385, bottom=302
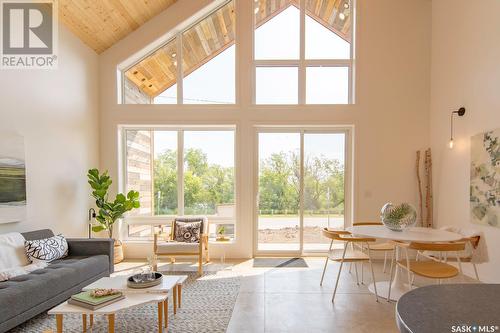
left=0, top=229, right=113, bottom=333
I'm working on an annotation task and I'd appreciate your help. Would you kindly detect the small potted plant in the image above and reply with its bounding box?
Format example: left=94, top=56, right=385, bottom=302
left=216, top=225, right=230, bottom=242
left=87, top=169, right=140, bottom=263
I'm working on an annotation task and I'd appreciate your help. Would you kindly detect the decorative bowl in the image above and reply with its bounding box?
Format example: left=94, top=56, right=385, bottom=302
left=380, top=202, right=417, bottom=231
left=127, top=272, right=163, bottom=289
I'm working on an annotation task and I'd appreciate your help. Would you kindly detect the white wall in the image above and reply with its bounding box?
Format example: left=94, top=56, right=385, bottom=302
left=430, top=0, right=500, bottom=282
left=0, top=27, right=99, bottom=237
left=98, top=0, right=431, bottom=259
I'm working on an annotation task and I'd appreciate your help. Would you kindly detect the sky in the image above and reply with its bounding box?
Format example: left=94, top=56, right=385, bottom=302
left=152, top=6, right=349, bottom=168
left=259, top=132, right=345, bottom=165
left=155, top=6, right=350, bottom=104
left=154, top=130, right=235, bottom=167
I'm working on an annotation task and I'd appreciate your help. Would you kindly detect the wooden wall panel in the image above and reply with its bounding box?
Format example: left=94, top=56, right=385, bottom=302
left=124, top=77, right=151, bottom=104
left=126, top=130, right=152, bottom=216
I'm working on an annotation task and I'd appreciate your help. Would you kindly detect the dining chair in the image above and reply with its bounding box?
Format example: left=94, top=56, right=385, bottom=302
left=352, top=222, right=395, bottom=279
left=320, top=228, right=379, bottom=303
left=418, top=236, right=481, bottom=281
left=388, top=241, right=466, bottom=300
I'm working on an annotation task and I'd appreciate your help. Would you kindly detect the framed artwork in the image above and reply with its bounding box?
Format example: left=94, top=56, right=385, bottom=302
left=470, top=128, right=500, bottom=227
left=0, top=133, right=26, bottom=224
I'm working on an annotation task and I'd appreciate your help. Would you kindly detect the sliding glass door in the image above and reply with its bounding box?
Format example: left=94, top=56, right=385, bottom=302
left=257, top=133, right=301, bottom=252
left=303, top=133, right=346, bottom=252
left=256, top=129, right=348, bottom=254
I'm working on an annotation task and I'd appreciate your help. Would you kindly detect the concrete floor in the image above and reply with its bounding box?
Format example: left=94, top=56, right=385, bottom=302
left=114, top=258, right=479, bottom=333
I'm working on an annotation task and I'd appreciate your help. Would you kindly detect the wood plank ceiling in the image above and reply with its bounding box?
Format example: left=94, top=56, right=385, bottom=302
left=59, top=0, right=177, bottom=54
left=125, top=0, right=352, bottom=99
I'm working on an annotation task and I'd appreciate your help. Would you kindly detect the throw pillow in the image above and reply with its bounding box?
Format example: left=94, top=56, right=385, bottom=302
left=0, top=232, right=30, bottom=270
left=25, top=234, right=68, bottom=263
left=174, top=221, right=202, bottom=243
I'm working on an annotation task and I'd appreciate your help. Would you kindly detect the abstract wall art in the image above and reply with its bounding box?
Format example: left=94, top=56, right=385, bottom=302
left=470, top=128, right=500, bottom=228
left=0, top=133, right=26, bottom=224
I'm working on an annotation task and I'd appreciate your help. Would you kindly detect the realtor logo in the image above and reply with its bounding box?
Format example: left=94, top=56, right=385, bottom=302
left=1, top=0, right=58, bottom=69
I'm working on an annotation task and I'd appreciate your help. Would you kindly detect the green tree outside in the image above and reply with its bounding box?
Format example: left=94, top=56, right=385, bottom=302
left=153, top=148, right=343, bottom=216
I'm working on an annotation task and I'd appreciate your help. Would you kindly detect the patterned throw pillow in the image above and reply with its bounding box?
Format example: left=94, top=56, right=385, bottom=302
left=174, top=221, right=202, bottom=243
left=25, top=234, right=68, bottom=263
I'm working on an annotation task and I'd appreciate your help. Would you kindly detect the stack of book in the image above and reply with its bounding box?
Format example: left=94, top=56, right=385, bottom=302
left=68, top=290, right=125, bottom=310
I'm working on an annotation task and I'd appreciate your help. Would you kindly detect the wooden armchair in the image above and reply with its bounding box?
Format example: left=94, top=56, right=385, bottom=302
left=153, top=216, right=209, bottom=275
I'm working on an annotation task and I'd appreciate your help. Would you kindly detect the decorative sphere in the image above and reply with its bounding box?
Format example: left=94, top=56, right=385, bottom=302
left=380, top=202, right=417, bottom=231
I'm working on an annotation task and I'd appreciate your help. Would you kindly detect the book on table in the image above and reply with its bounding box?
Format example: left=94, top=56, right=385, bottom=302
left=68, top=291, right=125, bottom=310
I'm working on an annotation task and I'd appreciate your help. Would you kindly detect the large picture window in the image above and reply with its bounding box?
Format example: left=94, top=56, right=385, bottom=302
left=123, top=127, right=236, bottom=240
left=254, top=0, right=354, bottom=104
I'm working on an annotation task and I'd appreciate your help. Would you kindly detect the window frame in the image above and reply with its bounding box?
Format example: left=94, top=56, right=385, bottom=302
left=252, top=0, right=356, bottom=105
left=120, top=0, right=237, bottom=105
left=120, top=125, right=237, bottom=241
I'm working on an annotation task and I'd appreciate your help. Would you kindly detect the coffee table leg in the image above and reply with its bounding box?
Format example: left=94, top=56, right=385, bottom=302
left=108, top=314, right=115, bottom=333
left=164, top=298, right=168, bottom=329
left=173, top=285, right=177, bottom=315
left=157, top=301, right=163, bottom=333
left=90, top=314, right=94, bottom=327
left=178, top=284, right=182, bottom=308
left=82, top=314, right=87, bottom=332
left=56, top=314, right=63, bottom=333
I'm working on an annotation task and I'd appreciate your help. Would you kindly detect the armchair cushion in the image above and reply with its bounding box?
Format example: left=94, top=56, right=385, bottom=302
left=156, top=241, right=199, bottom=254
left=174, top=221, right=202, bottom=243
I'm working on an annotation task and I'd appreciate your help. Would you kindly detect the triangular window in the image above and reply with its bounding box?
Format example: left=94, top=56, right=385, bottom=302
left=124, top=1, right=235, bottom=105
left=254, top=0, right=353, bottom=104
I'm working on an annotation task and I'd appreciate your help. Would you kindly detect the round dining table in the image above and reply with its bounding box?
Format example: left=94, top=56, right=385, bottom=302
left=347, top=225, right=463, bottom=301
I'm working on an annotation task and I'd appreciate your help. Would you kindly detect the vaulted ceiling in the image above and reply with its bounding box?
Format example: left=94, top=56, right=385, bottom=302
left=59, top=0, right=177, bottom=54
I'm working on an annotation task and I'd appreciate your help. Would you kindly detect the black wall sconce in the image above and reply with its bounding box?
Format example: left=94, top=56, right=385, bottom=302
left=449, top=107, right=466, bottom=149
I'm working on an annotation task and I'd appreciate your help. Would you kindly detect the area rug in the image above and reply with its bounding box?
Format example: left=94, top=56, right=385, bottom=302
left=252, top=257, right=308, bottom=268
left=9, top=271, right=241, bottom=333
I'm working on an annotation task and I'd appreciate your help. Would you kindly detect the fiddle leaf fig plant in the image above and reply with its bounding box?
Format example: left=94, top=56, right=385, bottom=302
left=88, top=168, right=140, bottom=239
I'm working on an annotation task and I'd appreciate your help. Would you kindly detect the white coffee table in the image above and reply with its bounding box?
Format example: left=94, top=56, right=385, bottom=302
left=83, top=275, right=188, bottom=315
left=48, top=293, right=166, bottom=333
left=49, top=274, right=188, bottom=332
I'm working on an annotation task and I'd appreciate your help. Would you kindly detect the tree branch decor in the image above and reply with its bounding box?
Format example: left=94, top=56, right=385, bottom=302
left=87, top=169, right=140, bottom=239
left=416, top=150, right=423, bottom=225
left=424, top=149, right=433, bottom=228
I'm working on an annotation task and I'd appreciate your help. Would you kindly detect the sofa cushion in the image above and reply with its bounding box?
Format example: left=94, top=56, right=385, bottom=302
left=50, top=255, right=109, bottom=280
left=0, top=255, right=109, bottom=324
left=21, top=229, right=54, bottom=241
